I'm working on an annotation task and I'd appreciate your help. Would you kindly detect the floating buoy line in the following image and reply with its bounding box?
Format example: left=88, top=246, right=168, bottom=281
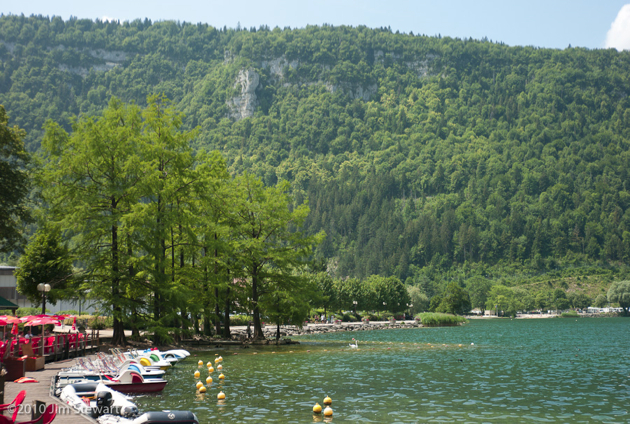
left=193, top=355, right=227, bottom=403
left=313, top=395, right=333, bottom=417
left=190, top=340, right=478, bottom=418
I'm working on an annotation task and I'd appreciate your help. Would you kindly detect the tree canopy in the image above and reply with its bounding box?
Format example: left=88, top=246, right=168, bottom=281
left=0, top=104, right=30, bottom=253
left=607, top=280, right=630, bottom=315
left=3, top=16, right=630, bottom=322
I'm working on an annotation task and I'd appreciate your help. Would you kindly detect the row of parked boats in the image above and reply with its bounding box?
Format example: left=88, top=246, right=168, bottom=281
left=54, top=348, right=199, bottom=424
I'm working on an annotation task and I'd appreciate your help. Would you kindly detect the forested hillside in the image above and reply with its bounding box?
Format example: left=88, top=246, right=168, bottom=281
left=3, top=14, right=630, bottom=298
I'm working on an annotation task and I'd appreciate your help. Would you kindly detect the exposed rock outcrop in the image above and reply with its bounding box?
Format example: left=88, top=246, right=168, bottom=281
left=374, top=50, right=437, bottom=78
left=260, top=56, right=300, bottom=78
left=327, top=82, right=378, bottom=101
left=227, top=69, right=260, bottom=120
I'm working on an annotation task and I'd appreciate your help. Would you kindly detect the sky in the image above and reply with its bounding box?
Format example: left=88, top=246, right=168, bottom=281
left=3, top=1, right=630, bottom=51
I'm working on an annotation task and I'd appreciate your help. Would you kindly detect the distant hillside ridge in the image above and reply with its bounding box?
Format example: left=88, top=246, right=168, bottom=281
left=2, top=15, right=630, bottom=290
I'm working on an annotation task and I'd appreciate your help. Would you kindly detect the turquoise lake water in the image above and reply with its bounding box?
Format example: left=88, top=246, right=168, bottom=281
left=133, top=318, right=629, bottom=423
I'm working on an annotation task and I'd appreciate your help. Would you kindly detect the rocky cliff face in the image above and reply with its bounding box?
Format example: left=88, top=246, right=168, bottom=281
left=225, top=51, right=437, bottom=121
left=226, top=69, right=260, bottom=120
left=0, top=41, right=130, bottom=77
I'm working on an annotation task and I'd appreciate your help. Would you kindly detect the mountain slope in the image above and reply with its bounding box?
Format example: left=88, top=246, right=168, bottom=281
left=3, top=15, right=630, bottom=290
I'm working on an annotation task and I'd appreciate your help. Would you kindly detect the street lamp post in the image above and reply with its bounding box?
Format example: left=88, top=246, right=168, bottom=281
left=37, top=283, right=51, bottom=315
left=406, top=303, right=413, bottom=319
left=352, top=300, right=358, bottom=315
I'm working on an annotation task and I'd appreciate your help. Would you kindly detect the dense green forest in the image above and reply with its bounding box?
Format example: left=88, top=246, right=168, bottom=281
left=3, top=14, right=630, bottom=309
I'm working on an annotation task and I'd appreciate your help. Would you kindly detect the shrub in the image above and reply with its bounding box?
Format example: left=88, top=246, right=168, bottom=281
left=560, top=310, right=579, bottom=318
left=341, top=313, right=357, bottom=322
left=58, top=310, right=80, bottom=315
left=229, top=314, right=250, bottom=326
left=417, top=312, right=468, bottom=327
left=88, top=315, right=113, bottom=330
left=16, top=307, right=41, bottom=316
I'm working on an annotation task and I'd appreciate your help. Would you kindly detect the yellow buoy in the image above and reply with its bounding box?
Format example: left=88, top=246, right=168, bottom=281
left=217, top=391, right=226, bottom=400
left=196, top=381, right=203, bottom=389
left=206, top=376, right=213, bottom=384
left=218, top=373, right=225, bottom=380
left=323, top=406, right=333, bottom=417
left=217, top=364, right=223, bottom=371
left=199, top=386, right=206, bottom=394
left=208, top=366, right=215, bottom=373
left=323, top=395, right=332, bottom=405
left=313, top=403, right=322, bottom=414
left=194, top=370, right=200, bottom=379
left=198, top=360, right=203, bottom=366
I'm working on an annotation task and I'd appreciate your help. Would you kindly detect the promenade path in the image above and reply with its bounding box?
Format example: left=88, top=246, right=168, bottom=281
left=4, top=360, right=94, bottom=423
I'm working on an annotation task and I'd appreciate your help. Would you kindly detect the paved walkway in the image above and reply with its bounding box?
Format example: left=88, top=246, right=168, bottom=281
left=4, top=360, right=93, bottom=423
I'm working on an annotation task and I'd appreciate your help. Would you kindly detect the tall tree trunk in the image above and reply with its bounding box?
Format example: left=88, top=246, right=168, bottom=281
left=223, top=285, right=231, bottom=339
left=214, top=287, right=221, bottom=336
left=111, top=197, right=126, bottom=345
left=153, top=191, right=165, bottom=345
left=214, top=234, right=221, bottom=336
left=252, top=265, right=263, bottom=339
left=178, top=220, right=186, bottom=340
left=128, top=235, right=140, bottom=341
left=202, top=247, right=212, bottom=336
left=204, top=314, right=212, bottom=336
left=170, top=224, right=181, bottom=343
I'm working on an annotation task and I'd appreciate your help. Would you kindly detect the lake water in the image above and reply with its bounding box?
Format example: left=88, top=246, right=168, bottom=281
left=134, top=318, right=629, bottom=423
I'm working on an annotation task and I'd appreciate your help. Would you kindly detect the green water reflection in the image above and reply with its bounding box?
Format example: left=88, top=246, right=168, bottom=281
left=133, top=318, right=629, bottom=423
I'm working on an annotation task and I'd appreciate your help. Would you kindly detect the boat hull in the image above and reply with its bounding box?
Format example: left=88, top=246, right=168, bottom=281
left=57, top=378, right=168, bottom=394
left=103, top=380, right=168, bottom=394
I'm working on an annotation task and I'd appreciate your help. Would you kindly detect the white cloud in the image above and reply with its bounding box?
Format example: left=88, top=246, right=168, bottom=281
left=605, top=4, right=630, bottom=50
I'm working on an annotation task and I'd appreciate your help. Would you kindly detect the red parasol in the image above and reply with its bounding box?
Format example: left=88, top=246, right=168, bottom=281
left=11, top=322, right=18, bottom=335
left=24, top=316, right=61, bottom=327
left=71, top=316, right=76, bottom=331
left=19, top=314, right=58, bottom=323
left=0, top=315, right=21, bottom=324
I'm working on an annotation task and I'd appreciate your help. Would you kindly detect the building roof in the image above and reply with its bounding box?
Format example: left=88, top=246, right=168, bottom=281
left=0, top=296, right=18, bottom=310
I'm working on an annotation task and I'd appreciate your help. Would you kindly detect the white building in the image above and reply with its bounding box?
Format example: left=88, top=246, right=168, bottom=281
left=0, top=266, right=96, bottom=314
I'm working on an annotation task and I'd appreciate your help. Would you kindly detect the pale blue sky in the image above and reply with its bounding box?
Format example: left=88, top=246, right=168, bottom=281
left=3, top=1, right=630, bottom=50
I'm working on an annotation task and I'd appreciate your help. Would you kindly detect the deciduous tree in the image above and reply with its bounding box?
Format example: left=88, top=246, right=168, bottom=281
left=15, top=226, right=73, bottom=312
left=607, top=281, right=630, bottom=315
left=0, top=105, right=30, bottom=253
left=40, top=98, right=144, bottom=345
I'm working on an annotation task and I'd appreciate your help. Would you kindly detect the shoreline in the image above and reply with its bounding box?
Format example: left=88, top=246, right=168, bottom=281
left=92, top=313, right=624, bottom=349
left=170, top=321, right=425, bottom=348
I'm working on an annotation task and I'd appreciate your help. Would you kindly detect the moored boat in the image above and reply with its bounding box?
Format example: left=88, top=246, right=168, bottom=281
left=56, top=368, right=168, bottom=394
left=60, top=382, right=139, bottom=417
left=97, top=411, right=199, bottom=424
left=58, top=382, right=198, bottom=424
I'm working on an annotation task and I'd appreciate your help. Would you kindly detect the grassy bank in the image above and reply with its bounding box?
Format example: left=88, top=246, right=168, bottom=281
left=417, top=313, right=468, bottom=327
